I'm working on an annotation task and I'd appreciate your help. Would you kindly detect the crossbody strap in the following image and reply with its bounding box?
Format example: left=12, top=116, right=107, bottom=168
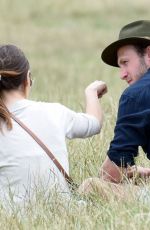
left=10, top=113, right=73, bottom=185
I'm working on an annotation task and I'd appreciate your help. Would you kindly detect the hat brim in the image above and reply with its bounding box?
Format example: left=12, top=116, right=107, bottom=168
left=101, top=37, right=150, bottom=67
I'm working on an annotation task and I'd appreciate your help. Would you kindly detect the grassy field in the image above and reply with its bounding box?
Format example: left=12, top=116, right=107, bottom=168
left=0, top=0, right=150, bottom=229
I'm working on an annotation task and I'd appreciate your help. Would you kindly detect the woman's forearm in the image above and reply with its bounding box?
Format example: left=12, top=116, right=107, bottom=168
left=85, top=80, right=107, bottom=124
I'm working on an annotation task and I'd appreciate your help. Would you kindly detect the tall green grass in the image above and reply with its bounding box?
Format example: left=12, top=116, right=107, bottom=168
left=0, top=0, right=150, bottom=229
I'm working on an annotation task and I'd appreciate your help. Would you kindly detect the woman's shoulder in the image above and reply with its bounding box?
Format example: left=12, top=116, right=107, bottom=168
left=32, top=101, right=64, bottom=110
left=27, top=100, right=69, bottom=115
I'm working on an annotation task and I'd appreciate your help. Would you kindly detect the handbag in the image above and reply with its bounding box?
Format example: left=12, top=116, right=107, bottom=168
left=10, top=113, right=74, bottom=186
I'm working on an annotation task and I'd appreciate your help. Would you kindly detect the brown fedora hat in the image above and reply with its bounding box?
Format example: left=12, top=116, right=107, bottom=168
left=101, top=20, right=150, bottom=67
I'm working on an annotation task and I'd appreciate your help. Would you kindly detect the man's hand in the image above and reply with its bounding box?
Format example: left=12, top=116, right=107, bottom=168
left=127, top=165, right=150, bottom=178
left=99, top=157, right=150, bottom=184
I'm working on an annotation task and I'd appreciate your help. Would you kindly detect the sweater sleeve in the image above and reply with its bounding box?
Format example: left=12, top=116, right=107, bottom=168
left=60, top=104, right=101, bottom=139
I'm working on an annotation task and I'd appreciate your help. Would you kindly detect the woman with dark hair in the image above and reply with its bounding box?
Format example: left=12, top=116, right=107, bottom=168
left=0, top=44, right=107, bottom=203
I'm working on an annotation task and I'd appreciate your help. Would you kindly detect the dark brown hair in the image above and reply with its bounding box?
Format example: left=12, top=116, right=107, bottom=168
left=0, top=44, right=30, bottom=131
left=134, top=43, right=149, bottom=57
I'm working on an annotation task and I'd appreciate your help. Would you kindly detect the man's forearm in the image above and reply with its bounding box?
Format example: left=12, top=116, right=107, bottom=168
left=99, top=157, right=150, bottom=184
left=99, top=157, right=123, bottom=183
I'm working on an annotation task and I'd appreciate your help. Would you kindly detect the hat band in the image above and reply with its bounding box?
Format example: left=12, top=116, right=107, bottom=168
left=140, top=36, right=150, bottom=40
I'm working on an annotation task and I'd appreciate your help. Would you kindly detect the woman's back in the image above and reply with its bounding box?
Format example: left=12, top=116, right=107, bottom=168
left=0, top=99, right=73, bottom=202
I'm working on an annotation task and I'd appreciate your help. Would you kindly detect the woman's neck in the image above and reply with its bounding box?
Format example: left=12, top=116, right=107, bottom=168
left=2, top=90, right=26, bottom=107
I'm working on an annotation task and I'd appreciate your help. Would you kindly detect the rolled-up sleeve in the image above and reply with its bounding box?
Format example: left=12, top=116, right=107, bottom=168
left=108, top=94, right=147, bottom=167
left=60, top=105, right=101, bottom=139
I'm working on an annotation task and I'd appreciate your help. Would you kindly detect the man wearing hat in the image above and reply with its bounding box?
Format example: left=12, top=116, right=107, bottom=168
left=79, top=20, right=150, bottom=195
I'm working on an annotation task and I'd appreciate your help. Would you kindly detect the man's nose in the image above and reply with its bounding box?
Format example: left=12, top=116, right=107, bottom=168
left=120, top=68, right=128, bottom=80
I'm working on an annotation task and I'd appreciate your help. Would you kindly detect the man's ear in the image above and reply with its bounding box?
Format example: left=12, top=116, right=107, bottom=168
left=146, top=46, right=150, bottom=58
left=145, top=46, right=150, bottom=67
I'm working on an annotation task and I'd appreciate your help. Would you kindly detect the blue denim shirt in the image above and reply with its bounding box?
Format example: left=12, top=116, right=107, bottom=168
left=108, top=69, right=150, bottom=167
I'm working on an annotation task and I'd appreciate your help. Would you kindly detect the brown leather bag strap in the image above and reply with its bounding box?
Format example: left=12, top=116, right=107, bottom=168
left=10, top=113, right=73, bottom=185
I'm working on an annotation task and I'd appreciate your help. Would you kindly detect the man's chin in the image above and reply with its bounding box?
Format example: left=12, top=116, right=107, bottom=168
left=127, top=80, right=133, bottom=85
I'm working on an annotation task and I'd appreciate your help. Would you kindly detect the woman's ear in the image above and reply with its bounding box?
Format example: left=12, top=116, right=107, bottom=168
left=23, top=70, right=32, bottom=98
left=26, top=70, right=32, bottom=87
